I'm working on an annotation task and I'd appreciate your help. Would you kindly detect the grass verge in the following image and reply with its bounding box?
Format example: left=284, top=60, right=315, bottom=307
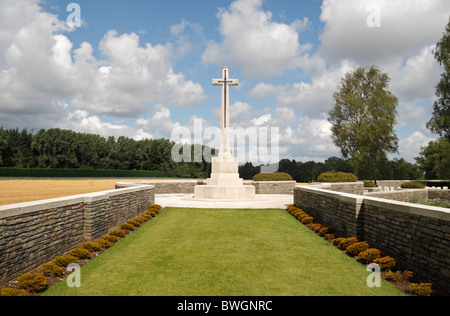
left=43, top=207, right=404, bottom=296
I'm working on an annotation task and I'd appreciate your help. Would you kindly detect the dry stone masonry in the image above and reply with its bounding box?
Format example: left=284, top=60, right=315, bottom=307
left=0, top=185, right=155, bottom=285
left=294, top=183, right=450, bottom=291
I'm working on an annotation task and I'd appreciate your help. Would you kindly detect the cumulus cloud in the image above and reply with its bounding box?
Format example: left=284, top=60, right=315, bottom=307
left=202, top=0, right=314, bottom=78
left=0, top=0, right=206, bottom=134
left=319, top=0, right=449, bottom=64
left=249, top=60, right=355, bottom=118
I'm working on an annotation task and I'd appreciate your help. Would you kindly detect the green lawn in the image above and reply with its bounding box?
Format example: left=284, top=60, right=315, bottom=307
left=43, top=208, right=404, bottom=296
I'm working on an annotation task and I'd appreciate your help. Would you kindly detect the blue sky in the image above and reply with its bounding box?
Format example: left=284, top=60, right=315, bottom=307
left=0, top=0, right=449, bottom=163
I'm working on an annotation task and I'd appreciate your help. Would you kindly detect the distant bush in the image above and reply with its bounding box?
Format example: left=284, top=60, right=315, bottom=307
left=336, top=237, right=359, bottom=250
left=358, top=248, right=382, bottom=264
left=373, top=256, right=396, bottom=270
left=127, top=219, right=141, bottom=228
left=346, top=241, right=369, bottom=256
left=0, top=288, right=28, bottom=296
left=102, top=235, right=119, bottom=243
left=301, top=217, right=314, bottom=225
left=68, top=248, right=92, bottom=260
left=17, top=273, right=47, bottom=293
left=53, top=255, right=79, bottom=268
left=401, top=182, right=425, bottom=189
left=317, top=171, right=358, bottom=183
left=409, top=283, right=433, bottom=296
left=40, top=262, right=64, bottom=277
left=364, top=181, right=376, bottom=187
left=96, top=238, right=113, bottom=249
left=109, top=229, right=127, bottom=238
left=253, top=172, right=293, bottom=181
left=120, top=223, right=135, bottom=231
left=82, top=241, right=102, bottom=252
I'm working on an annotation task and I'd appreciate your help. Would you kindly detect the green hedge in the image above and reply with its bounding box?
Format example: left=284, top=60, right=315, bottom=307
left=253, top=172, right=293, bottom=181
left=400, top=182, right=426, bottom=189
left=317, top=171, right=358, bottom=183
left=0, top=168, right=166, bottom=178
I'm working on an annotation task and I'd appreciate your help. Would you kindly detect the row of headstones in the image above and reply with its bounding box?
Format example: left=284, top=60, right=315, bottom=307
left=379, top=186, right=449, bottom=192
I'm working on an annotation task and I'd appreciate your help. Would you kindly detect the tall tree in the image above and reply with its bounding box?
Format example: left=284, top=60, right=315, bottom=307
left=415, top=138, right=450, bottom=180
left=427, top=18, right=450, bottom=139
left=329, top=65, right=399, bottom=179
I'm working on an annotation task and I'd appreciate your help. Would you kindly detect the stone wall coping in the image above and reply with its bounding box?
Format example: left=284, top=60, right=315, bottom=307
left=365, top=188, right=429, bottom=196
left=295, top=185, right=450, bottom=221
left=363, top=195, right=450, bottom=221
left=252, top=181, right=297, bottom=183
left=0, top=185, right=154, bottom=219
left=298, top=185, right=364, bottom=203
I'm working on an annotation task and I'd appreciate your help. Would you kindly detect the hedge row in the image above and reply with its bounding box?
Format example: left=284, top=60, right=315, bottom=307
left=0, top=204, right=163, bottom=296
left=286, top=205, right=434, bottom=296
left=0, top=167, right=166, bottom=178
left=253, top=172, right=293, bottom=181
left=316, top=171, right=358, bottom=183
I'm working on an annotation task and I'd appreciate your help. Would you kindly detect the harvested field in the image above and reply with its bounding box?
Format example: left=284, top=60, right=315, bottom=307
left=0, top=179, right=150, bottom=206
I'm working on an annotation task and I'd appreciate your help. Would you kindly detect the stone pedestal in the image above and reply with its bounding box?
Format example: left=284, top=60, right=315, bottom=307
left=194, top=155, right=256, bottom=200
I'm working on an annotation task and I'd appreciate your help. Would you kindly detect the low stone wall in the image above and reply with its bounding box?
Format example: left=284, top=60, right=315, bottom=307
left=0, top=185, right=155, bottom=285
left=294, top=185, right=450, bottom=291
left=429, top=189, right=450, bottom=201
left=252, top=181, right=296, bottom=194
left=116, top=180, right=296, bottom=195
left=310, top=182, right=364, bottom=195
left=116, top=180, right=204, bottom=194
left=365, top=188, right=429, bottom=202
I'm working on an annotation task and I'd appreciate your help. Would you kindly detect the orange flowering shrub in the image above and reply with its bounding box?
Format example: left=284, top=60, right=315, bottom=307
left=346, top=242, right=369, bottom=256
left=373, top=256, right=396, bottom=270
left=358, top=248, right=381, bottom=264
left=17, top=273, right=47, bottom=293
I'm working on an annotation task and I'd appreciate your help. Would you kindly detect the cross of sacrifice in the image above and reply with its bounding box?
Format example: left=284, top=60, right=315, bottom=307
left=212, top=67, right=238, bottom=158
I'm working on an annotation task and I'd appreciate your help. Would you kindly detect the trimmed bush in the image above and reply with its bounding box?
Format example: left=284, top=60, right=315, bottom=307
left=53, top=255, right=79, bottom=268
left=0, top=288, right=29, bottom=296
left=337, top=237, right=359, bottom=250
left=109, top=229, right=126, bottom=238
left=409, top=283, right=433, bottom=296
left=96, top=238, right=113, bottom=249
left=17, top=273, right=47, bottom=293
left=358, top=248, right=381, bottom=264
left=301, top=217, right=314, bottom=225
left=40, top=262, right=64, bottom=277
left=317, top=171, right=358, bottom=183
left=102, top=235, right=119, bottom=243
left=82, top=241, right=102, bottom=252
left=346, top=242, right=369, bottom=256
left=253, top=172, right=293, bottom=181
left=127, top=219, right=141, bottom=228
left=148, top=204, right=162, bottom=214
left=401, top=182, right=425, bottom=189
left=373, top=256, right=396, bottom=270
left=364, top=180, right=376, bottom=187
left=120, top=223, right=135, bottom=231
left=68, top=248, right=92, bottom=260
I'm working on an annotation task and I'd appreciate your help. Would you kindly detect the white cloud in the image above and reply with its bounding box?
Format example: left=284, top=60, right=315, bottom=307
left=249, top=60, right=355, bottom=118
left=59, top=110, right=153, bottom=140
left=0, top=1, right=206, bottom=129
left=202, top=0, right=314, bottom=78
left=319, top=0, right=449, bottom=64
left=386, top=45, right=442, bottom=101
left=396, top=130, right=436, bottom=162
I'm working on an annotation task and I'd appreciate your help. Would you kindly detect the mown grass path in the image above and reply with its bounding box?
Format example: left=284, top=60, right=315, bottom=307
left=43, top=208, right=404, bottom=296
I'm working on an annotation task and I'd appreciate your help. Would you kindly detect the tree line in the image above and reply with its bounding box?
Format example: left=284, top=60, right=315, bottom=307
left=0, top=127, right=213, bottom=179
left=239, top=157, right=423, bottom=182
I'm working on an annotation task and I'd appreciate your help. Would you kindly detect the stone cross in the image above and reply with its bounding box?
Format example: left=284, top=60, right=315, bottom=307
left=213, top=66, right=238, bottom=159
